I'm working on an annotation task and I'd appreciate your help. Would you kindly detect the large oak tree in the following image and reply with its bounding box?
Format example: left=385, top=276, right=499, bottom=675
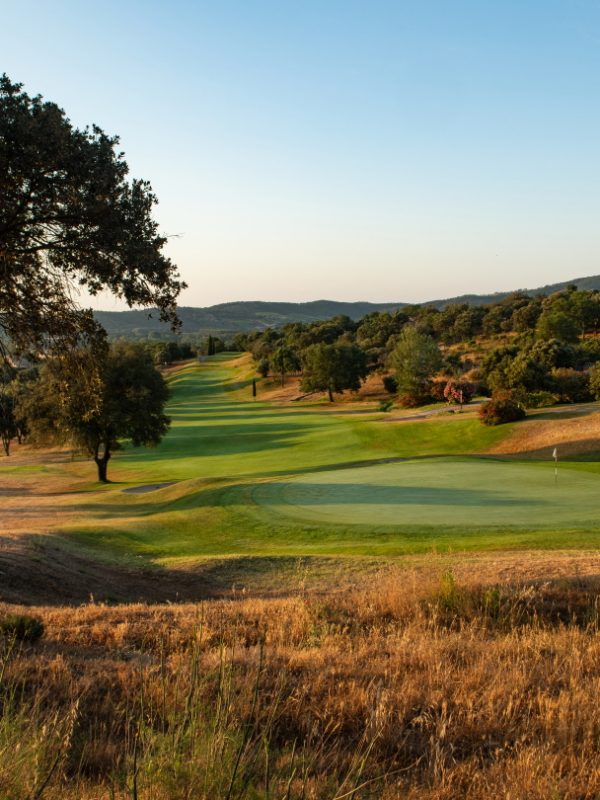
left=0, top=75, right=184, bottom=355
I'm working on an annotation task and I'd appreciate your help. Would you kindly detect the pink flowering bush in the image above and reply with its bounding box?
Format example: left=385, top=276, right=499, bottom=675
left=443, top=379, right=474, bottom=407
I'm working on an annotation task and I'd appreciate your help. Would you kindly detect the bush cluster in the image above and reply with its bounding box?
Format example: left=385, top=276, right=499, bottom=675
left=0, top=614, right=44, bottom=643
left=479, top=392, right=526, bottom=426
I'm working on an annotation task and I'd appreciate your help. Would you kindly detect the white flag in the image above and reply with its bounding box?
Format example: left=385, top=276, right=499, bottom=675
left=552, top=447, right=558, bottom=460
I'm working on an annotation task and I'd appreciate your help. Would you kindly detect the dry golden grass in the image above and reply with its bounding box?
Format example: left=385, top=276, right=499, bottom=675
left=4, top=568, right=600, bottom=798
left=489, top=409, right=600, bottom=457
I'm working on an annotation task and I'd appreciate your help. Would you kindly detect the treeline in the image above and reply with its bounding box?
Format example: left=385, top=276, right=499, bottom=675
left=233, top=285, right=600, bottom=421
left=116, top=335, right=229, bottom=365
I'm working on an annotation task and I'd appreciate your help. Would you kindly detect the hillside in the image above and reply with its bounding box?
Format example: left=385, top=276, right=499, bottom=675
left=94, top=273, right=600, bottom=338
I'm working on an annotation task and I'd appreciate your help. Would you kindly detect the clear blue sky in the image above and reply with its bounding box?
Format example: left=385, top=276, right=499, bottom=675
left=2, top=1, right=599, bottom=307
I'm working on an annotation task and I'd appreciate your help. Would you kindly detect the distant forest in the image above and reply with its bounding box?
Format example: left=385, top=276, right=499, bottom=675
left=95, top=274, right=600, bottom=341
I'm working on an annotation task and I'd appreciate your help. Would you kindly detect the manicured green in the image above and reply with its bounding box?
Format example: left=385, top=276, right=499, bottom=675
left=63, top=355, right=600, bottom=564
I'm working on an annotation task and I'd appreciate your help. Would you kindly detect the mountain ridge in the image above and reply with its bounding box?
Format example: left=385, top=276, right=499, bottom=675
left=94, top=273, right=600, bottom=338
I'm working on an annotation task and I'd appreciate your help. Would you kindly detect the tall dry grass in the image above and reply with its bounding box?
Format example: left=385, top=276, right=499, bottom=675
left=2, top=571, right=600, bottom=798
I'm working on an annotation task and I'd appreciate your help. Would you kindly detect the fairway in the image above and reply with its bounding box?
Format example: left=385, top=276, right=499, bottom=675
left=6, top=354, right=600, bottom=562
left=249, top=459, right=600, bottom=528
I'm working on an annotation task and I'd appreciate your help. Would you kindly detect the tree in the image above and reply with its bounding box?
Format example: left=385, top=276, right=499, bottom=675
left=388, top=327, right=443, bottom=404
left=0, top=390, right=16, bottom=456
left=271, top=345, right=300, bottom=387
left=589, top=363, right=600, bottom=400
left=0, top=75, right=184, bottom=356
left=301, top=343, right=367, bottom=401
left=24, top=342, right=170, bottom=481
left=257, top=358, right=270, bottom=378
left=443, top=379, right=474, bottom=409
left=536, top=309, right=579, bottom=343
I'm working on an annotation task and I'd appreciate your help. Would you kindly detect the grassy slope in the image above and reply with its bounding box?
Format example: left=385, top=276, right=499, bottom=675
left=56, top=354, right=600, bottom=563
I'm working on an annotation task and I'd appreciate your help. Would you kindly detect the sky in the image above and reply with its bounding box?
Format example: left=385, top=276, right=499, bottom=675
left=2, top=1, right=600, bottom=308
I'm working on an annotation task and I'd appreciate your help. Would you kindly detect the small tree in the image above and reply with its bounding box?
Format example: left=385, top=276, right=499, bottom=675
left=271, top=345, right=300, bottom=387
left=389, top=327, right=443, bottom=405
left=257, top=358, right=270, bottom=378
left=300, top=343, right=367, bottom=401
left=443, top=379, right=474, bottom=410
left=24, top=342, right=170, bottom=482
left=536, top=310, right=579, bottom=343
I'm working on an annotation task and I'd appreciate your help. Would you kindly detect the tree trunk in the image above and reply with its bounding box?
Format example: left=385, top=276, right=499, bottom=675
left=281, top=369, right=285, bottom=388
left=1, top=435, right=10, bottom=456
left=94, top=441, right=111, bottom=482
left=328, top=386, right=334, bottom=403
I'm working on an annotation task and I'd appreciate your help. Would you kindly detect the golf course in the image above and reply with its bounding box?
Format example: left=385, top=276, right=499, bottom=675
left=14, top=352, right=592, bottom=567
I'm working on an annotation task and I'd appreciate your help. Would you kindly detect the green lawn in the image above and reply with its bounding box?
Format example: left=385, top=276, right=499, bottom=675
left=63, top=355, right=600, bottom=563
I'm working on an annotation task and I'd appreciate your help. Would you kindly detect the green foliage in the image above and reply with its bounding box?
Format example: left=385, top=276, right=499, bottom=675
left=536, top=309, right=579, bottom=343
left=378, top=399, right=394, bottom=412
left=550, top=368, right=592, bottom=403
left=389, top=327, right=443, bottom=404
left=23, top=342, right=170, bottom=481
left=271, top=345, right=300, bottom=386
left=257, top=358, right=270, bottom=378
left=479, top=392, right=526, bottom=426
left=589, top=363, right=600, bottom=400
left=524, top=390, right=557, bottom=408
left=0, top=74, right=183, bottom=354
left=0, top=614, right=44, bottom=643
left=300, top=343, right=367, bottom=400
left=443, top=379, right=475, bottom=406
left=0, top=389, right=16, bottom=456
left=382, top=374, right=398, bottom=394
left=151, top=340, right=196, bottom=365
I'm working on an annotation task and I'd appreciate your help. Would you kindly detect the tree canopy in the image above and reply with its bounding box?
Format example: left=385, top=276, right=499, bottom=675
left=23, top=342, right=170, bottom=481
left=0, top=75, right=184, bottom=355
left=389, top=327, right=443, bottom=403
left=301, top=343, right=367, bottom=401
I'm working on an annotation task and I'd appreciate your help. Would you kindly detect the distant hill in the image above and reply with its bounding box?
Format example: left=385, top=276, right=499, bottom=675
left=94, top=274, right=600, bottom=339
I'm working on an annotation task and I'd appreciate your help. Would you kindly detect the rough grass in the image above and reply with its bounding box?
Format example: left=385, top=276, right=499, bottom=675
left=490, top=407, right=600, bottom=458
left=3, top=572, right=600, bottom=798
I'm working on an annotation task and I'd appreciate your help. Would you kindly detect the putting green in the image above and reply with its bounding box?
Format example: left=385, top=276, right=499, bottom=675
left=248, top=459, right=600, bottom=529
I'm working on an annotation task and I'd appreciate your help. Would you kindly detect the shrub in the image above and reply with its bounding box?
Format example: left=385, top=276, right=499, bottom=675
left=429, top=377, right=448, bottom=402
left=550, top=368, right=592, bottom=403
left=589, top=363, right=600, bottom=399
left=397, top=392, right=423, bottom=408
left=378, top=399, right=394, bottom=412
left=382, top=375, right=398, bottom=394
left=479, top=392, right=526, bottom=426
left=443, top=379, right=474, bottom=406
left=257, top=358, right=269, bottom=378
left=525, top=390, right=557, bottom=408
left=0, top=614, right=44, bottom=643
